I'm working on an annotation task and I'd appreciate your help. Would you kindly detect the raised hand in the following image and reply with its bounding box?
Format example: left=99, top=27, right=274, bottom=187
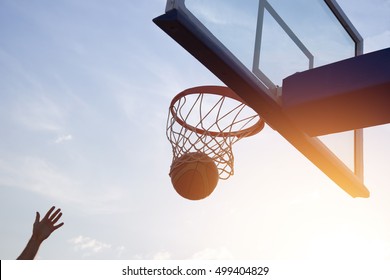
left=32, top=206, right=64, bottom=243
left=17, top=206, right=64, bottom=260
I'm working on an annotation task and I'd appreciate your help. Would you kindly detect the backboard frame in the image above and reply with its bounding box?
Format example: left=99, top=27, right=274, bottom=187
left=325, top=0, right=364, bottom=182
left=154, top=0, right=369, bottom=197
left=253, top=0, right=314, bottom=97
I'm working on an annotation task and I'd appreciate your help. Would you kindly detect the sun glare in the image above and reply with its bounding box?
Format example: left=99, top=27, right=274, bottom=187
left=306, top=230, right=389, bottom=260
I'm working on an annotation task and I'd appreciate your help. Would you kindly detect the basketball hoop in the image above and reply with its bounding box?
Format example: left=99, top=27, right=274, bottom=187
left=167, top=85, right=264, bottom=180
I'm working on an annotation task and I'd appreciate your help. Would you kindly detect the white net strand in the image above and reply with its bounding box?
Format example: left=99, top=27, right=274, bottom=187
left=167, top=86, right=264, bottom=180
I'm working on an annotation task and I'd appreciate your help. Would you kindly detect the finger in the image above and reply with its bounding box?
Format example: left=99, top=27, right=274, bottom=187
left=51, top=212, right=62, bottom=224
left=34, top=212, right=40, bottom=223
left=44, top=206, right=55, bottom=220
left=53, top=222, right=64, bottom=230
left=49, top=208, right=61, bottom=221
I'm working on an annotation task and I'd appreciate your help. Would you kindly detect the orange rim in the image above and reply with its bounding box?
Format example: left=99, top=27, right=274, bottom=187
left=169, top=86, right=265, bottom=138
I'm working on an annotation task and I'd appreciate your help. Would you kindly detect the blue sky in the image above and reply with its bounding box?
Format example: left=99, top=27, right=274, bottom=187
left=0, top=0, right=389, bottom=260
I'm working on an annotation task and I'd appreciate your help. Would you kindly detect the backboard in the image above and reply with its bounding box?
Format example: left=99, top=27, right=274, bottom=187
left=154, top=0, right=372, bottom=197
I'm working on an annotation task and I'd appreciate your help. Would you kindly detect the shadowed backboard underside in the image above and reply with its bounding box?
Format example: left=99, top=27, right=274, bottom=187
left=153, top=0, right=390, bottom=198
left=283, top=47, right=390, bottom=136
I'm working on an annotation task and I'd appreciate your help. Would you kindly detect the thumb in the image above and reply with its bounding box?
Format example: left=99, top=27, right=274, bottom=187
left=34, top=211, right=40, bottom=224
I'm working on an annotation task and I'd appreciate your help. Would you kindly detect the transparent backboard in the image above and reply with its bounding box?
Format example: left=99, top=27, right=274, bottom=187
left=184, top=0, right=361, bottom=172
left=185, top=0, right=357, bottom=91
left=154, top=0, right=367, bottom=197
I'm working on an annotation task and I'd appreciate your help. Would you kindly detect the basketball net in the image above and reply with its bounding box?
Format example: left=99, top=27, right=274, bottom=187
left=167, top=86, right=264, bottom=179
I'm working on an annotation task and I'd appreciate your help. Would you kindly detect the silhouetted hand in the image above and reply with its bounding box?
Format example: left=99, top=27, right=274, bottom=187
left=32, top=206, right=64, bottom=243
left=17, top=206, right=64, bottom=260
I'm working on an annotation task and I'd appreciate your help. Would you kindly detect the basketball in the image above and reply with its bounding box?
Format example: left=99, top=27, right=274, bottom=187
left=169, top=152, right=219, bottom=200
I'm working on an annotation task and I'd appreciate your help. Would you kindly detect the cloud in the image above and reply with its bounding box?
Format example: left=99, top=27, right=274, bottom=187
left=0, top=156, right=129, bottom=214
left=69, top=235, right=111, bottom=256
left=364, top=30, right=390, bottom=53
left=130, top=250, right=172, bottom=260
left=0, top=49, right=66, bottom=133
left=68, top=235, right=127, bottom=259
left=0, top=157, right=77, bottom=199
left=152, top=251, right=172, bottom=260
left=55, top=134, right=73, bottom=143
left=191, top=247, right=234, bottom=260
left=115, top=246, right=126, bottom=259
left=187, top=2, right=253, bottom=28
left=13, top=92, right=66, bottom=133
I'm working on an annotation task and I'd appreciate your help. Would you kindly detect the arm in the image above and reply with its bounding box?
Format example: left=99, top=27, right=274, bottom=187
left=17, top=206, right=64, bottom=260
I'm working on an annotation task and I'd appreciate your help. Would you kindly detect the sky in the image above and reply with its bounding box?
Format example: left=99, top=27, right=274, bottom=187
left=0, top=0, right=389, bottom=260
